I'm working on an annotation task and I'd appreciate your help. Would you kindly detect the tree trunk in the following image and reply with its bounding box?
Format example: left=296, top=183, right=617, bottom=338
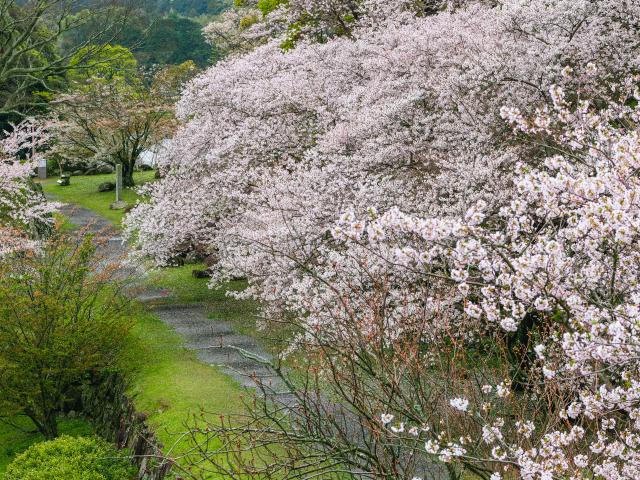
left=122, top=159, right=135, bottom=187
left=25, top=409, right=58, bottom=440
left=42, top=413, right=59, bottom=440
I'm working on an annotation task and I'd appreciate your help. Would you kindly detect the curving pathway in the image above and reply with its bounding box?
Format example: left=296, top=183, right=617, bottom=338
left=59, top=203, right=287, bottom=396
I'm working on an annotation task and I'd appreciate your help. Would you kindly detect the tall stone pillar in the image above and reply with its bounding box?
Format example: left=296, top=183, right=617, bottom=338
left=115, top=164, right=123, bottom=203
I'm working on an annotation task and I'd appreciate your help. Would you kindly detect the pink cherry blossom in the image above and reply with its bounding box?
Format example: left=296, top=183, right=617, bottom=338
left=0, top=120, right=57, bottom=257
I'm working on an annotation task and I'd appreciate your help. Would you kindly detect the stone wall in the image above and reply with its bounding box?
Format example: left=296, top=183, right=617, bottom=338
left=81, top=373, right=173, bottom=480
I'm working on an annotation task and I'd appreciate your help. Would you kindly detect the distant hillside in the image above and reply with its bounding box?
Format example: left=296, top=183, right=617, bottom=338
left=40, top=0, right=232, bottom=68
left=152, top=0, right=231, bottom=16
left=16, top=0, right=231, bottom=17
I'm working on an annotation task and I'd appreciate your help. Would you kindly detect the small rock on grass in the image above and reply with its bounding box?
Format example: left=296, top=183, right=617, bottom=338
left=192, top=269, right=212, bottom=279
left=98, top=182, right=116, bottom=192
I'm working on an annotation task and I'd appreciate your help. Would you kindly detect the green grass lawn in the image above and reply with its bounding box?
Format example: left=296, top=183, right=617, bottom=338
left=34, top=173, right=261, bottom=476
left=40, top=171, right=156, bottom=226
left=0, top=417, right=93, bottom=476
left=123, top=308, right=246, bottom=473
left=144, top=263, right=221, bottom=304
left=145, top=264, right=258, bottom=319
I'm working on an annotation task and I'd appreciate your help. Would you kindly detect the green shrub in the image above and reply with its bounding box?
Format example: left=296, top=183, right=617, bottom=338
left=4, top=435, right=135, bottom=480
left=239, top=13, right=259, bottom=30
left=0, top=235, right=133, bottom=439
left=257, top=0, right=285, bottom=17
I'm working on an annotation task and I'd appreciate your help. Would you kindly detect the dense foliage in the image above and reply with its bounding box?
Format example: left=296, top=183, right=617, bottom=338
left=125, top=0, right=640, bottom=478
left=4, top=435, right=135, bottom=480
left=0, top=235, right=133, bottom=438
left=0, top=0, right=131, bottom=126
left=151, top=0, right=230, bottom=16
left=16, top=0, right=230, bottom=16
left=137, top=15, right=213, bottom=67
left=59, top=4, right=227, bottom=68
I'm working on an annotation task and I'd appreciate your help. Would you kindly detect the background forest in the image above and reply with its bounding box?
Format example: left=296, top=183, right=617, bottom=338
left=2, top=0, right=230, bottom=129
left=57, top=0, right=231, bottom=67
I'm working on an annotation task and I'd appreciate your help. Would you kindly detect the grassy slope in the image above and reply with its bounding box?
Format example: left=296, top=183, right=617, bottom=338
left=40, top=171, right=156, bottom=226
left=34, top=174, right=251, bottom=475
left=124, top=309, right=245, bottom=464
left=1, top=362, right=244, bottom=478
left=0, top=418, right=93, bottom=475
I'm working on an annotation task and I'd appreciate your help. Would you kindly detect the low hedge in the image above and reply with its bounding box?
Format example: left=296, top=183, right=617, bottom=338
left=5, top=435, right=135, bottom=480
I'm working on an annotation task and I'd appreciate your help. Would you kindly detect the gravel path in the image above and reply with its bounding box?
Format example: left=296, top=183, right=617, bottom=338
left=152, top=303, right=286, bottom=392
left=59, top=203, right=286, bottom=394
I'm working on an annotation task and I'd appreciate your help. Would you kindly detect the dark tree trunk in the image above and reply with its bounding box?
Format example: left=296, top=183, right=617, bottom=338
left=25, top=409, right=58, bottom=440
left=122, top=159, right=135, bottom=188
left=42, top=413, right=59, bottom=440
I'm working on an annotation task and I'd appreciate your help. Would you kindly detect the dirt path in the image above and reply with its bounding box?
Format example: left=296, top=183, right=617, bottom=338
left=59, top=203, right=287, bottom=395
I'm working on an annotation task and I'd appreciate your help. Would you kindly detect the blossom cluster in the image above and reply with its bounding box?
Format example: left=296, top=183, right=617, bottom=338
left=366, top=85, right=640, bottom=478
left=127, top=0, right=639, bottom=335
left=0, top=121, right=57, bottom=257
left=125, top=1, right=640, bottom=477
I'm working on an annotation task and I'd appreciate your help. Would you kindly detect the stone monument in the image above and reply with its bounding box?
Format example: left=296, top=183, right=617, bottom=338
left=109, top=164, right=128, bottom=210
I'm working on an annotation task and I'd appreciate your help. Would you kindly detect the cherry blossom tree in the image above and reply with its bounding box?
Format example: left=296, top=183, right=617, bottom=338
left=126, top=0, right=640, bottom=295
left=172, top=73, right=640, bottom=480
left=0, top=120, right=57, bottom=257
left=329, top=77, right=640, bottom=479
left=50, top=83, right=175, bottom=187
left=124, top=2, right=640, bottom=478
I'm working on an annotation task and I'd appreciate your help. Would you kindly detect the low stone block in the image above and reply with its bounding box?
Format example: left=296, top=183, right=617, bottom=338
left=109, top=200, right=129, bottom=210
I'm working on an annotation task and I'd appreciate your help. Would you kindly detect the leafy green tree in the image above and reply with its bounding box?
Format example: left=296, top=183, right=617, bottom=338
left=0, top=234, right=133, bottom=439
left=0, top=0, right=131, bottom=126
left=68, top=44, right=140, bottom=91
left=257, top=0, right=284, bottom=16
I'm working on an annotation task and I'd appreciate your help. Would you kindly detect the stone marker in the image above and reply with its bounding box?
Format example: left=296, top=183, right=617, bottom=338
left=57, top=173, right=70, bottom=186
left=109, top=164, right=128, bottom=210
left=115, top=164, right=123, bottom=202
left=38, top=158, right=47, bottom=180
